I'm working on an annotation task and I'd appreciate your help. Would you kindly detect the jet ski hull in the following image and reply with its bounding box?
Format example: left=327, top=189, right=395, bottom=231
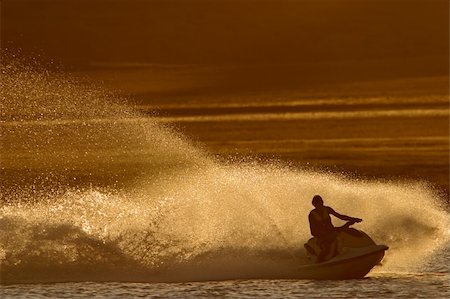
left=293, top=244, right=388, bottom=280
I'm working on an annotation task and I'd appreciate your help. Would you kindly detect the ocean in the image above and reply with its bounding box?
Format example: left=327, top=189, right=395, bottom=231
left=1, top=271, right=450, bottom=298
left=1, top=61, right=449, bottom=298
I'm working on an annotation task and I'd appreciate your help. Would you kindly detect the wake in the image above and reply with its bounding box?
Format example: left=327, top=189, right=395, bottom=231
left=1, top=59, right=449, bottom=283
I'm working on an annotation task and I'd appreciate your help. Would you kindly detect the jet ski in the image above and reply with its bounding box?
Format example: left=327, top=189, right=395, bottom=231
left=297, top=226, right=388, bottom=280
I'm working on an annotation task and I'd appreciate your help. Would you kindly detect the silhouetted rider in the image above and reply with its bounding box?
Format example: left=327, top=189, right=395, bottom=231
left=308, top=195, right=362, bottom=262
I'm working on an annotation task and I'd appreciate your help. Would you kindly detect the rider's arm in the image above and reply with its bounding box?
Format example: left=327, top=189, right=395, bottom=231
left=328, top=207, right=362, bottom=222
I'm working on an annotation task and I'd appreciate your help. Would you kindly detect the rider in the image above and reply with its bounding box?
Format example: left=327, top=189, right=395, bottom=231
left=308, top=195, right=362, bottom=262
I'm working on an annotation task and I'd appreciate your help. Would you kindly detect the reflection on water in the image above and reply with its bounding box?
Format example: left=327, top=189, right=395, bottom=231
left=154, top=108, right=449, bottom=122
left=1, top=268, right=449, bottom=298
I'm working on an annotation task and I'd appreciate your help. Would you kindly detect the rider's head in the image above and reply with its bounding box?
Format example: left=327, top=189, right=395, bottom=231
left=312, top=195, right=324, bottom=208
